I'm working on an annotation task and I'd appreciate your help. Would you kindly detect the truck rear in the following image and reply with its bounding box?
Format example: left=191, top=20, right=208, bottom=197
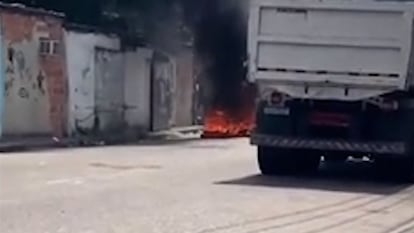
left=248, top=0, right=414, bottom=181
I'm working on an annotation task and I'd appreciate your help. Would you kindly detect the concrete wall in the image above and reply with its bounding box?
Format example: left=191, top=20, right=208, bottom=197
left=124, top=48, right=153, bottom=132
left=2, top=10, right=67, bottom=137
left=65, top=30, right=121, bottom=135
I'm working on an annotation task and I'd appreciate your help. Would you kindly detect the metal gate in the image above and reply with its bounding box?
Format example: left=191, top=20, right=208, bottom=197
left=94, top=47, right=125, bottom=132
left=152, top=53, right=174, bottom=131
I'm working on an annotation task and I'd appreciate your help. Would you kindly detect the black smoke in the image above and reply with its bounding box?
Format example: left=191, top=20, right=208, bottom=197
left=188, top=0, right=248, bottom=111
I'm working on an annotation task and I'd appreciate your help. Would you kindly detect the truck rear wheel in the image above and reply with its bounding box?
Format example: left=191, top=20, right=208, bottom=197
left=405, top=137, right=414, bottom=182
left=375, top=157, right=414, bottom=182
left=404, top=158, right=414, bottom=182
left=375, top=137, right=414, bottom=182
left=399, top=136, right=414, bottom=182
left=258, top=147, right=283, bottom=175
left=258, top=147, right=320, bottom=175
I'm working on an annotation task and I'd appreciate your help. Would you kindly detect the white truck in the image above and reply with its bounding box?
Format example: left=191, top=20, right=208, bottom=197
left=248, top=0, right=414, bottom=181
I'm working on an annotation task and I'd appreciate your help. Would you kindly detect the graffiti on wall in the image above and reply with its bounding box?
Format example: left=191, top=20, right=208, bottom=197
left=2, top=39, right=53, bottom=135
left=5, top=43, right=48, bottom=100
left=1, top=9, right=68, bottom=137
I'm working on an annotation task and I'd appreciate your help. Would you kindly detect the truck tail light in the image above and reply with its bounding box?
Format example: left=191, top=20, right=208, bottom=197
left=310, top=112, right=351, bottom=128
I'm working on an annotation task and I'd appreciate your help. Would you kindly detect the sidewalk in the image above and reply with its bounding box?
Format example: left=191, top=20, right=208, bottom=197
left=0, top=136, right=75, bottom=153
left=0, top=126, right=203, bottom=153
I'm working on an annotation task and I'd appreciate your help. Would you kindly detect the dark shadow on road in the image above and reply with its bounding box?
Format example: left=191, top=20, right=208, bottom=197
left=216, top=160, right=412, bottom=195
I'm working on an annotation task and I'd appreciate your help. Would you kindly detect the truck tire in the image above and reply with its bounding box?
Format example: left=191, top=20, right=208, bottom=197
left=258, top=147, right=280, bottom=175
left=372, top=108, right=414, bottom=182
left=258, top=147, right=320, bottom=175
left=258, top=147, right=295, bottom=175
left=399, top=158, right=414, bottom=182
left=400, top=136, right=414, bottom=182
left=375, top=137, right=414, bottom=182
left=375, top=157, right=414, bottom=182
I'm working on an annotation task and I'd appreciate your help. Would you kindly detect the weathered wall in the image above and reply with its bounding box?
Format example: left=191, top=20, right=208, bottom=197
left=124, top=48, right=153, bottom=132
left=152, top=52, right=175, bottom=131
left=173, top=48, right=195, bottom=127
left=2, top=10, right=67, bottom=137
left=65, top=30, right=121, bottom=136
left=94, top=47, right=125, bottom=132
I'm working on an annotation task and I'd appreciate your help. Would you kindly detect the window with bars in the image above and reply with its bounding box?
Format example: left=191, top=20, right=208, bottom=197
left=39, top=38, right=60, bottom=56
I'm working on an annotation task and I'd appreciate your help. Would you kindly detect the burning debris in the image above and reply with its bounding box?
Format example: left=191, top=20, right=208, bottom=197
left=202, top=83, right=256, bottom=138
left=202, top=110, right=253, bottom=138
left=188, top=0, right=254, bottom=138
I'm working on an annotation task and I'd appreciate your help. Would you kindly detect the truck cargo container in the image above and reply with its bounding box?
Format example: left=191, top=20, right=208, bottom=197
left=249, top=0, right=414, bottom=181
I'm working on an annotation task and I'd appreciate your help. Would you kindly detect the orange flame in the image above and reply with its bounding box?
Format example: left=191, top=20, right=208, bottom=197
left=202, top=84, right=256, bottom=138
left=202, top=109, right=255, bottom=138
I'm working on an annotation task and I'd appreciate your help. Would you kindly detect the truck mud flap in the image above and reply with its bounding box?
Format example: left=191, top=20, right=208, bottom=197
left=251, top=134, right=406, bottom=155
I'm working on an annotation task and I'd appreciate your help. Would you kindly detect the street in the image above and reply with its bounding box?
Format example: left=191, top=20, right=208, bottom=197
left=1, top=138, right=414, bottom=233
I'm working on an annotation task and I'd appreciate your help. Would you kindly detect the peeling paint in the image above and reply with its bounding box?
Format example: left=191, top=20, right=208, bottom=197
left=1, top=8, right=67, bottom=137
left=36, top=71, right=45, bottom=94
left=18, top=87, right=29, bottom=98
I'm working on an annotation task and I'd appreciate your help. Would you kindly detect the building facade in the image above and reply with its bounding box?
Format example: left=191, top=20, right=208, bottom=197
left=1, top=4, right=67, bottom=138
left=0, top=3, right=200, bottom=141
left=65, top=26, right=154, bottom=137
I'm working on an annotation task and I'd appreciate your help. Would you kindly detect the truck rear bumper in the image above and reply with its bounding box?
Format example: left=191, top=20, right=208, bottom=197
left=251, top=133, right=406, bottom=155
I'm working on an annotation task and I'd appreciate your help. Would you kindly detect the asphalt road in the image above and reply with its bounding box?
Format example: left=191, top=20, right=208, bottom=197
left=1, top=138, right=414, bottom=233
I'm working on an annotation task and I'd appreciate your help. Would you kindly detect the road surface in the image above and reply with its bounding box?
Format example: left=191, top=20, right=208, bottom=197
left=1, top=139, right=414, bottom=233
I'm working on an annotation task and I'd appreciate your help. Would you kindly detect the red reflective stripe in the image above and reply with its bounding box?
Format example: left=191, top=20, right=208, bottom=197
left=310, top=112, right=351, bottom=127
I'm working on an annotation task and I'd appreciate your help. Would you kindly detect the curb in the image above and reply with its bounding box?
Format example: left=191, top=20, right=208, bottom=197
left=0, top=126, right=204, bottom=153
left=0, top=139, right=70, bottom=153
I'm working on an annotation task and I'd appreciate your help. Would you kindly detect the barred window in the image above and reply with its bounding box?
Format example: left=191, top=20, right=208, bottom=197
left=39, top=38, right=60, bottom=56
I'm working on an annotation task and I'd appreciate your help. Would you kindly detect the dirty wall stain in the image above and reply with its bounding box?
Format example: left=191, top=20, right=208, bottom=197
left=5, top=44, right=47, bottom=98
left=1, top=10, right=67, bottom=136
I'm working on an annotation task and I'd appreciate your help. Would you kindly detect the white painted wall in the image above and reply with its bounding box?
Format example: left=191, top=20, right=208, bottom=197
left=124, top=48, right=153, bottom=132
left=65, top=30, right=121, bottom=135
